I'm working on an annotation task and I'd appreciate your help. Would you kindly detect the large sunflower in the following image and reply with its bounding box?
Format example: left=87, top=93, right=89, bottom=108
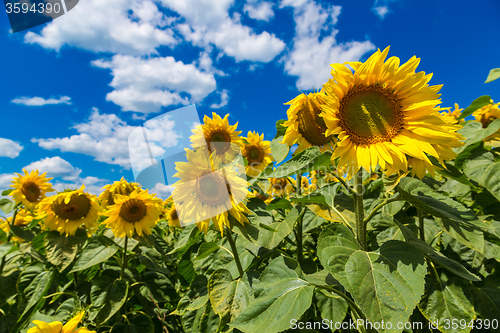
left=282, top=92, right=336, bottom=153
left=10, top=169, right=54, bottom=210
left=172, top=148, right=250, bottom=235
left=98, top=177, right=142, bottom=209
left=102, top=189, right=163, bottom=238
left=28, top=311, right=95, bottom=333
left=37, top=186, right=99, bottom=236
left=190, top=113, right=243, bottom=162
left=321, top=46, right=463, bottom=178
left=242, top=131, right=274, bottom=177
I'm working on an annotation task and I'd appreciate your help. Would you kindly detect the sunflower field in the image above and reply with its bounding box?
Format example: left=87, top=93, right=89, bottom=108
left=1, top=47, right=500, bottom=333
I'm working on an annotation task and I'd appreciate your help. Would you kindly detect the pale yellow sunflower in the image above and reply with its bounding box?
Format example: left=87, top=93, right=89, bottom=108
left=98, top=177, right=142, bottom=209
left=473, top=100, right=500, bottom=144
left=37, top=186, right=99, bottom=236
left=440, top=103, right=464, bottom=124
left=102, top=189, right=163, bottom=238
left=321, top=46, right=463, bottom=178
left=10, top=169, right=54, bottom=210
left=282, top=92, right=336, bottom=153
left=172, top=148, right=251, bottom=236
left=190, top=113, right=244, bottom=162
left=0, top=209, right=34, bottom=243
left=242, top=131, right=274, bottom=177
left=28, top=311, right=95, bottom=333
left=268, top=177, right=295, bottom=198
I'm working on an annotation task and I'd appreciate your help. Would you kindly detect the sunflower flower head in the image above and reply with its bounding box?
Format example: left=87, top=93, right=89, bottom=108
left=37, top=186, right=100, bottom=236
left=10, top=169, right=54, bottom=210
left=282, top=92, right=336, bottom=153
left=268, top=177, right=295, bottom=198
left=102, top=189, right=163, bottom=238
left=243, top=131, right=274, bottom=177
left=473, top=100, right=500, bottom=145
left=321, top=46, right=463, bottom=178
left=440, top=103, right=464, bottom=124
left=27, top=311, right=95, bottom=333
left=190, top=113, right=244, bottom=162
left=172, top=147, right=251, bottom=236
left=98, top=177, right=142, bottom=209
left=164, top=196, right=181, bottom=227
left=0, top=209, right=34, bottom=243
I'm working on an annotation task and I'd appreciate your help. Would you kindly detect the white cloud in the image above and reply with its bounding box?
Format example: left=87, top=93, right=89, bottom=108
left=0, top=173, right=15, bottom=189
left=33, top=108, right=178, bottom=169
left=374, top=6, right=389, bottom=18
left=0, top=138, right=23, bottom=158
left=244, top=1, right=275, bottom=21
left=282, top=0, right=375, bottom=90
left=151, top=183, right=172, bottom=199
left=92, top=55, right=217, bottom=113
left=24, top=0, right=177, bottom=55
left=11, top=96, right=71, bottom=106
left=372, top=0, right=398, bottom=19
left=161, top=0, right=285, bottom=62
left=210, top=89, right=229, bottom=108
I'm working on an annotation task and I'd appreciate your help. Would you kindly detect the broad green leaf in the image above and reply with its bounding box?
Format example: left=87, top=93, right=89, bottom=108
left=418, top=275, right=475, bottom=333
left=195, top=242, right=220, bottom=260
left=110, top=313, right=154, bottom=333
left=394, top=220, right=480, bottom=281
left=485, top=68, right=500, bottom=83
left=208, top=269, right=253, bottom=324
left=0, top=242, right=14, bottom=260
left=458, top=95, right=492, bottom=120
left=0, top=198, right=14, bottom=214
left=167, top=224, right=200, bottom=255
left=435, top=217, right=485, bottom=254
left=181, top=301, right=220, bottom=333
left=315, top=289, right=348, bottom=324
left=270, top=136, right=289, bottom=164
left=44, top=229, right=87, bottom=272
left=71, top=235, right=120, bottom=272
left=265, top=198, right=293, bottom=210
left=257, top=205, right=300, bottom=249
left=471, top=276, right=500, bottom=322
left=397, top=177, right=486, bottom=229
left=230, top=257, right=314, bottom=333
left=9, top=224, right=35, bottom=242
left=264, top=147, right=331, bottom=178
left=463, top=152, right=500, bottom=202
left=1, top=189, right=13, bottom=196
left=90, top=277, right=129, bottom=324
left=140, top=271, right=177, bottom=303
left=318, top=224, right=427, bottom=333
left=274, top=119, right=287, bottom=138
left=21, top=270, right=54, bottom=317
left=456, top=119, right=500, bottom=154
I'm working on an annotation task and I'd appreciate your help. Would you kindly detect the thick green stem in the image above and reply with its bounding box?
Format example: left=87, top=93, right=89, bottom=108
left=226, top=227, right=244, bottom=279
left=296, top=172, right=304, bottom=264
left=0, top=208, right=19, bottom=275
left=354, top=169, right=366, bottom=251
left=418, top=208, right=425, bottom=242
left=120, top=235, right=128, bottom=280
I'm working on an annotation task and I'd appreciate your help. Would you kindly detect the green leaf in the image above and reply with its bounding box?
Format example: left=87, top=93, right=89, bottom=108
left=195, top=242, right=220, bottom=261
left=21, top=270, right=54, bottom=317
left=471, top=276, right=500, bottom=321
left=270, top=136, right=289, bottom=164
left=110, top=313, right=154, bottom=333
left=257, top=206, right=300, bottom=249
left=397, top=177, right=486, bottom=229
left=1, top=189, right=13, bottom=196
left=436, top=217, right=485, bottom=254
left=274, top=119, right=287, bottom=138
left=463, top=152, right=500, bottom=202
left=0, top=242, right=14, bottom=260
left=208, top=269, right=253, bottom=324
left=485, top=68, right=500, bottom=83
left=315, top=289, right=348, bottom=324
left=318, top=224, right=427, bottom=333
left=418, top=275, right=475, bottom=333
left=394, top=220, right=480, bottom=281
left=264, top=147, right=331, bottom=178
left=230, top=256, right=314, bottom=333
left=70, top=235, right=119, bottom=273
left=9, top=224, right=36, bottom=242
left=265, top=198, right=293, bottom=211
left=456, top=119, right=500, bottom=155
left=140, top=271, right=176, bottom=303
left=90, top=277, right=129, bottom=324
left=458, top=95, right=492, bottom=120
left=0, top=198, right=14, bottom=214
left=44, top=229, right=87, bottom=272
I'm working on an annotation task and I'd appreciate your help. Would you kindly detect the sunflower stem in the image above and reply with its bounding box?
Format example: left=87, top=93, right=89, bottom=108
left=354, top=169, right=367, bottom=251
left=418, top=208, right=425, bottom=242
left=226, top=227, right=244, bottom=279
left=120, top=235, right=128, bottom=280
left=296, top=172, right=304, bottom=264
left=0, top=208, right=19, bottom=275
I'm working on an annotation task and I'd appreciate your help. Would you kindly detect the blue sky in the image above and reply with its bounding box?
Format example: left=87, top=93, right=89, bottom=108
left=0, top=0, right=499, bottom=198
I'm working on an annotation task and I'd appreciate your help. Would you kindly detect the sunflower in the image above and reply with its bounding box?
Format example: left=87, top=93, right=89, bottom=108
left=473, top=100, right=500, bottom=144
left=440, top=103, right=464, bottom=124
left=172, top=148, right=251, bottom=235
left=242, top=131, right=274, bottom=177
left=282, top=92, right=336, bottom=153
left=268, top=177, right=295, bottom=198
left=163, top=196, right=181, bottom=227
left=37, top=186, right=99, bottom=236
left=190, top=113, right=244, bottom=162
left=321, top=46, right=463, bottom=178
left=98, top=177, right=142, bottom=209
left=102, top=189, right=163, bottom=238
left=27, top=311, right=95, bottom=333
left=10, top=169, right=54, bottom=210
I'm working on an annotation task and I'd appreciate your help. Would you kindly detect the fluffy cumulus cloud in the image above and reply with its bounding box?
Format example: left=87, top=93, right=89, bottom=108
left=33, top=108, right=178, bottom=169
left=282, top=0, right=375, bottom=90
left=92, top=55, right=217, bottom=113
left=151, top=183, right=172, bottom=199
left=162, top=0, right=285, bottom=62
left=0, top=138, right=23, bottom=158
left=24, top=0, right=177, bottom=55
left=372, top=0, right=399, bottom=19
left=244, top=1, right=275, bottom=21
left=0, top=173, right=15, bottom=189
left=11, top=96, right=71, bottom=106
